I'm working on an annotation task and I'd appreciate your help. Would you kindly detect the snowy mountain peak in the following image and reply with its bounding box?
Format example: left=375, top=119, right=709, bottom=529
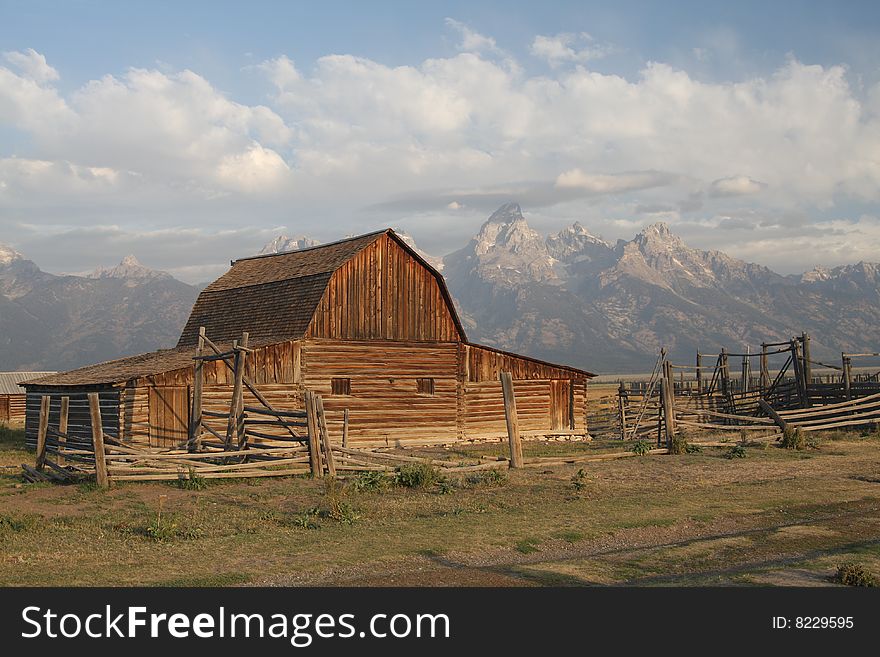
left=259, top=235, right=320, bottom=255
left=88, top=255, right=169, bottom=281
left=0, top=243, right=23, bottom=266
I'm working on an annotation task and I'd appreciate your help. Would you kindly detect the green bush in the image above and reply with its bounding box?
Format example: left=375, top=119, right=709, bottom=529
left=631, top=440, right=651, bottom=456
left=570, top=468, right=588, bottom=492
left=669, top=433, right=690, bottom=455
left=685, top=443, right=703, bottom=454
left=176, top=467, right=208, bottom=491
left=780, top=426, right=805, bottom=450
left=836, top=562, right=876, bottom=587
left=351, top=470, right=389, bottom=492
left=724, top=445, right=747, bottom=459
left=395, top=462, right=440, bottom=489
left=467, top=469, right=507, bottom=487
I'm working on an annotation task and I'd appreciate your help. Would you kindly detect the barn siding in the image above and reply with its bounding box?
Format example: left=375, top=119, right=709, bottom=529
left=306, top=234, right=460, bottom=342
left=301, top=339, right=459, bottom=446
left=0, top=394, right=26, bottom=424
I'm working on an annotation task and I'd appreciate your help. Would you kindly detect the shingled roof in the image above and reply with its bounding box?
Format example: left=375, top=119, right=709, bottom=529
left=178, top=230, right=397, bottom=346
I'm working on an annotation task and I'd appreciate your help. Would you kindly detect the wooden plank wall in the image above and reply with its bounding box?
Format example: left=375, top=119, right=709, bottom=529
left=24, top=388, right=120, bottom=448
left=463, top=343, right=585, bottom=382
left=301, top=339, right=459, bottom=446
left=36, top=338, right=589, bottom=448
left=0, top=394, right=27, bottom=424
left=307, top=234, right=460, bottom=342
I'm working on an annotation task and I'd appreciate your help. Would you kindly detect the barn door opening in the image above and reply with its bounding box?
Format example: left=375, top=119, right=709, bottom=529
left=148, top=387, right=190, bottom=448
left=0, top=396, right=8, bottom=422
left=550, top=380, right=571, bottom=430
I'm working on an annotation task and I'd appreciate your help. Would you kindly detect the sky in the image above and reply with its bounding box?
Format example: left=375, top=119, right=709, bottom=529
left=2, top=0, right=880, bottom=283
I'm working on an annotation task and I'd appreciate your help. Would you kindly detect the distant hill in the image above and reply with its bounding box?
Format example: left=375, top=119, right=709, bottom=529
left=0, top=246, right=200, bottom=371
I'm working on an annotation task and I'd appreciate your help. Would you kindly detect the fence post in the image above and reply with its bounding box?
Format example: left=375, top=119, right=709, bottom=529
left=315, top=395, right=336, bottom=477
left=189, top=326, right=206, bottom=451
left=500, top=371, right=523, bottom=468
left=88, top=393, right=109, bottom=489
left=790, top=339, right=807, bottom=407
left=695, top=352, right=703, bottom=394
left=760, top=343, right=770, bottom=390
left=58, top=396, right=69, bottom=464
left=617, top=382, right=627, bottom=441
left=342, top=408, right=349, bottom=448
left=801, top=332, right=812, bottom=387
left=225, top=332, right=249, bottom=449
left=35, top=395, right=49, bottom=471
left=304, top=391, right=323, bottom=477
left=842, top=354, right=852, bottom=400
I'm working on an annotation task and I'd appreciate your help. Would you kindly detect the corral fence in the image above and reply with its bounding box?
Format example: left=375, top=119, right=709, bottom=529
left=590, top=332, right=880, bottom=448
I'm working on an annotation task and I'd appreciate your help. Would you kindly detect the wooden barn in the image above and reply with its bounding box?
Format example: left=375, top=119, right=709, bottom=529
left=1, top=372, right=55, bottom=425
left=22, top=230, right=594, bottom=448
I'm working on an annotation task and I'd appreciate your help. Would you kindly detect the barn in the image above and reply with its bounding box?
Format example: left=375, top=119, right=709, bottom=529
left=22, top=229, right=593, bottom=448
left=1, top=372, right=55, bottom=425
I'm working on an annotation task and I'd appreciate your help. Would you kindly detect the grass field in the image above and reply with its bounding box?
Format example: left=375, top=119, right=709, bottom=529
left=1, top=423, right=879, bottom=586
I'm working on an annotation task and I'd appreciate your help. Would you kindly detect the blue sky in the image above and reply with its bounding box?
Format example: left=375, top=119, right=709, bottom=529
left=2, top=1, right=880, bottom=282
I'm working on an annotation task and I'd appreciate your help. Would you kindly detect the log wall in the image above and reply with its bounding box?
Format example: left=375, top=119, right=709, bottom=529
left=301, top=339, right=459, bottom=446
left=0, top=394, right=26, bottom=424
left=28, top=337, right=590, bottom=448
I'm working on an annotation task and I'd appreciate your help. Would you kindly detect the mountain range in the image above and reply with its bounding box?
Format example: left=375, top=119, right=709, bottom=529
left=2, top=204, right=879, bottom=372
left=0, top=246, right=200, bottom=371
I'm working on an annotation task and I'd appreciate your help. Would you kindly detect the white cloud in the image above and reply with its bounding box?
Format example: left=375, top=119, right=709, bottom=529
left=709, top=176, right=767, bottom=197
left=444, top=18, right=500, bottom=54
left=530, top=33, right=614, bottom=66
left=2, top=40, right=880, bottom=276
left=3, top=48, right=59, bottom=83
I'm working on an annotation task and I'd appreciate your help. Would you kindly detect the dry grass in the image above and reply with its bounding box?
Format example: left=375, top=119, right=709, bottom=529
left=1, top=425, right=879, bottom=587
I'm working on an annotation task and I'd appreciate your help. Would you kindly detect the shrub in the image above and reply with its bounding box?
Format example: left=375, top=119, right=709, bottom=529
left=467, top=469, right=507, bottom=487
left=143, top=495, right=176, bottom=542
left=322, top=476, right=360, bottom=525
left=570, top=468, right=588, bottom=492
left=669, top=433, right=690, bottom=455
left=631, top=440, right=651, bottom=456
left=176, top=466, right=208, bottom=491
left=724, top=445, right=747, bottom=459
left=836, top=562, right=876, bottom=587
left=351, top=470, right=389, bottom=493
left=395, top=462, right=440, bottom=489
left=292, top=510, right=321, bottom=530
left=780, top=426, right=805, bottom=450
left=685, top=443, right=703, bottom=454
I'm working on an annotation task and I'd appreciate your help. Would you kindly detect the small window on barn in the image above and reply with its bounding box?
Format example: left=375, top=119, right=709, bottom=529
left=331, top=378, right=351, bottom=396
left=416, top=378, right=435, bottom=396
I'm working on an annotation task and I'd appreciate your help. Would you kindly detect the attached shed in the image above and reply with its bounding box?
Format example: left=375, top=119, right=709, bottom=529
left=23, top=230, right=594, bottom=447
left=1, top=372, right=55, bottom=425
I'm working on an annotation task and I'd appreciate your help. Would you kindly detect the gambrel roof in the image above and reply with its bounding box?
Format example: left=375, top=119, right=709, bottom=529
left=177, top=229, right=466, bottom=346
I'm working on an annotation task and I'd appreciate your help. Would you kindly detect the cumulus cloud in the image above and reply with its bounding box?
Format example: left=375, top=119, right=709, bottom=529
left=2, top=37, right=880, bottom=278
left=709, top=175, right=767, bottom=197
left=444, top=18, right=501, bottom=54
left=530, top=33, right=614, bottom=66
left=3, top=48, right=59, bottom=83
